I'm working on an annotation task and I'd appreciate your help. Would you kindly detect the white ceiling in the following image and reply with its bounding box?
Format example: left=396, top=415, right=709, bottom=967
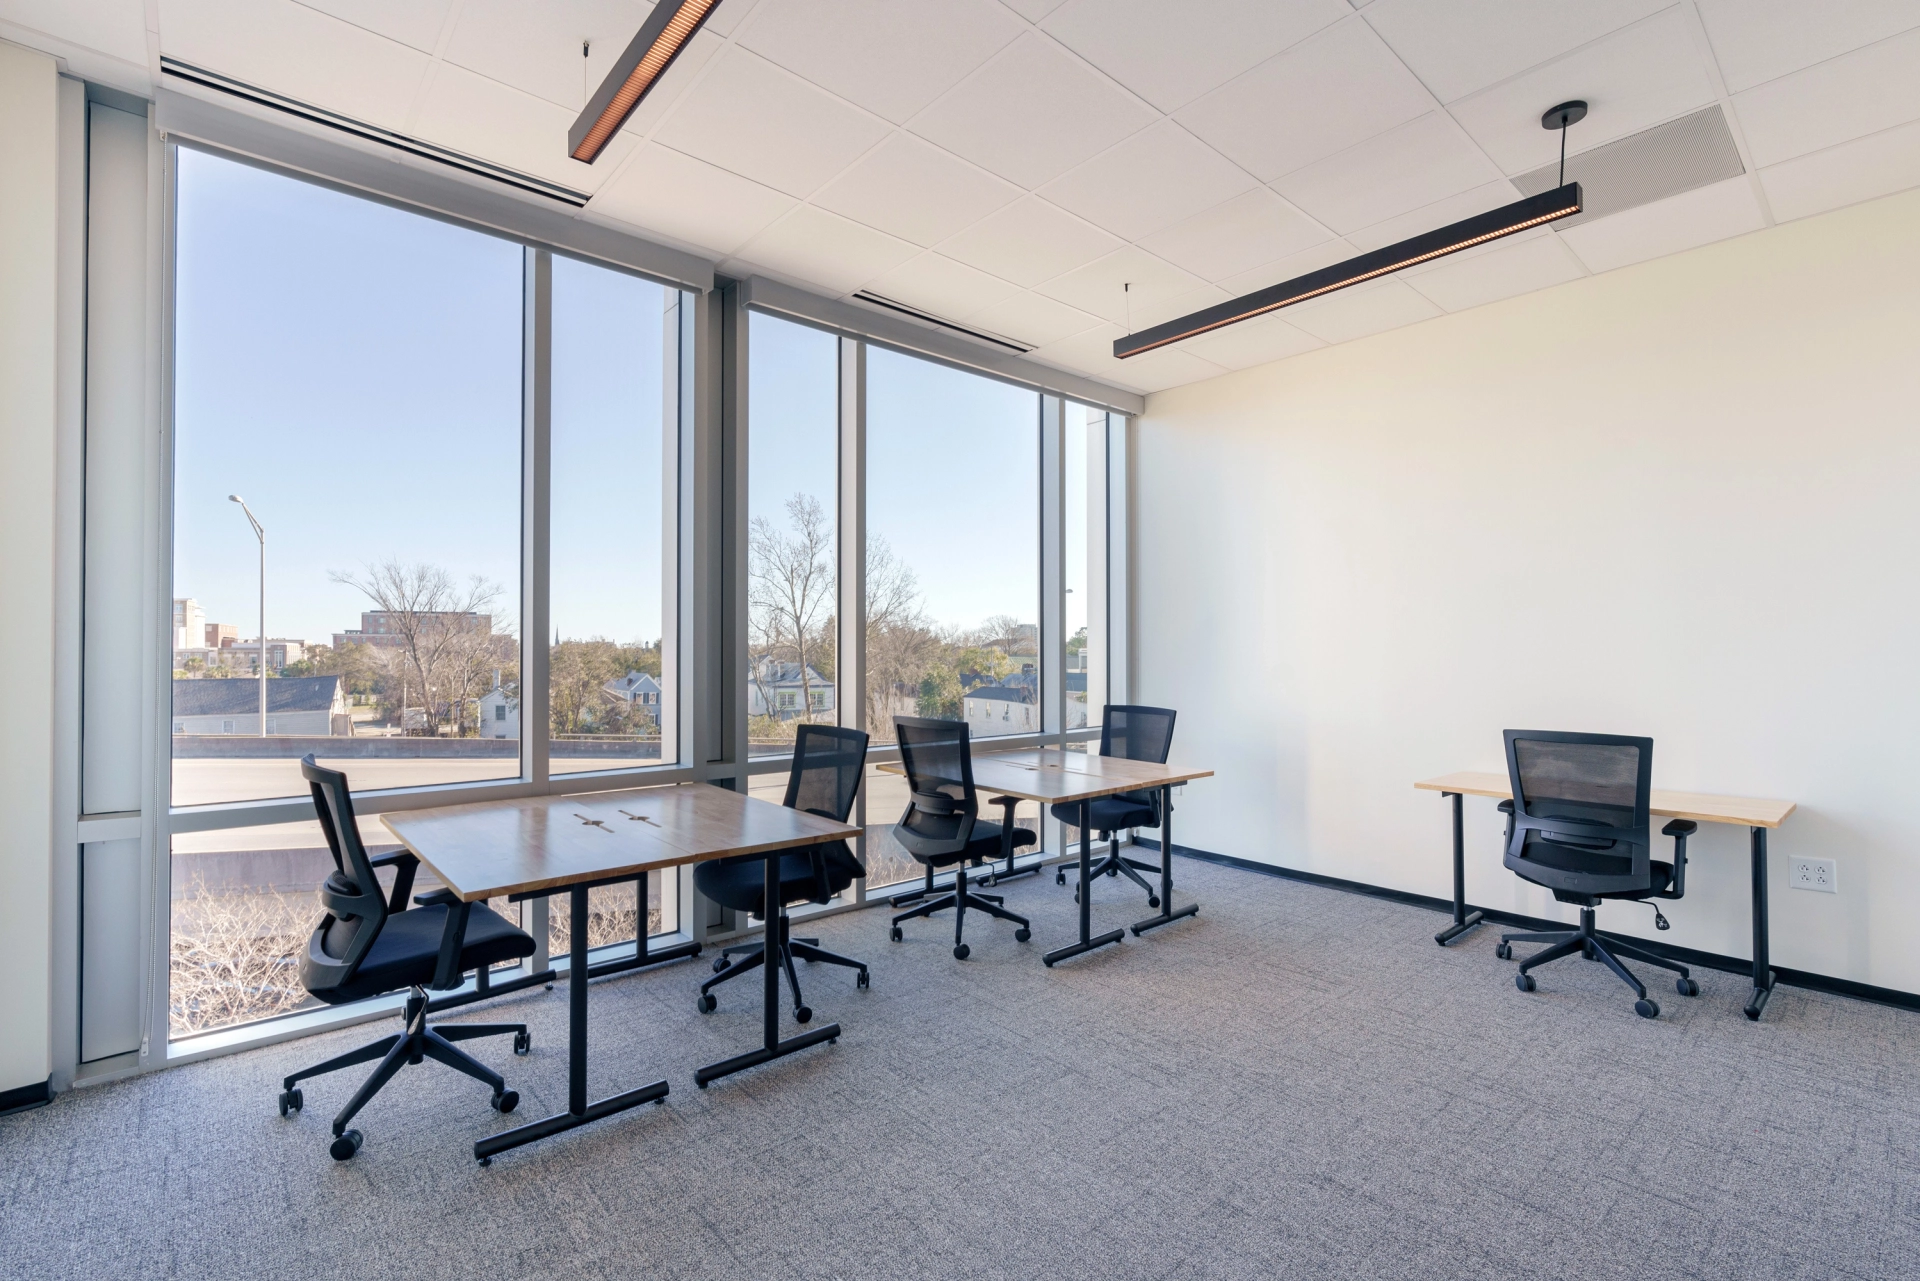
left=6, top=0, right=1920, bottom=395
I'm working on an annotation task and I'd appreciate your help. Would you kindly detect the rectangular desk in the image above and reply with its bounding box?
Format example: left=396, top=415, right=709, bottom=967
left=1414, top=771, right=1797, bottom=1020
left=884, top=749, right=1213, bottom=966
left=383, top=782, right=859, bottom=1162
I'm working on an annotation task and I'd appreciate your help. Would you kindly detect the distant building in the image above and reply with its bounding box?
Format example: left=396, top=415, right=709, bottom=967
left=961, top=664, right=1088, bottom=735
left=171, top=675, right=350, bottom=736
left=604, top=671, right=663, bottom=724
left=173, top=636, right=305, bottom=675
left=206, top=622, right=237, bottom=649
left=333, top=610, right=491, bottom=651
left=748, top=660, right=833, bottom=720
left=172, top=598, right=205, bottom=651
left=477, top=683, right=518, bottom=739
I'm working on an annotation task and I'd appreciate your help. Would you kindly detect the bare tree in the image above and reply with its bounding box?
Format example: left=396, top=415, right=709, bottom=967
left=749, top=494, right=835, bottom=726
left=863, top=535, right=936, bottom=739
left=329, top=561, right=508, bottom=737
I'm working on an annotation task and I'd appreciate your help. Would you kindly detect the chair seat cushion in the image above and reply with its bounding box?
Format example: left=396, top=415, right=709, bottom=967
left=1513, top=839, right=1673, bottom=900
left=908, top=819, right=1036, bottom=869
left=1049, top=793, right=1158, bottom=832
left=693, top=840, right=864, bottom=916
left=318, top=902, right=534, bottom=1005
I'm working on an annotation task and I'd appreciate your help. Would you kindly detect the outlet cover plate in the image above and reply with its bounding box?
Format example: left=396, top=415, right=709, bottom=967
left=1790, top=857, right=1837, bottom=893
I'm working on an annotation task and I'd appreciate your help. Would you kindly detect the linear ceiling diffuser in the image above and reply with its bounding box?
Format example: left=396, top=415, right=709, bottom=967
left=1115, top=101, right=1591, bottom=359
left=569, top=0, right=723, bottom=164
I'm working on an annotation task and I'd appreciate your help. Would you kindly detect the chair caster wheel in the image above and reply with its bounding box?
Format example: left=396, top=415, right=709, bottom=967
left=697, top=1080, right=709, bottom=1090
left=1015, top=928, right=1031, bottom=943
left=478, top=1156, right=492, bottom=1167
left=697, top=993, right=716, bottom=1014
left=711, top=956, right=730, bottom=973
left=889, top=926, right=903, bottom=942
left=1147, top=896, right=1160, bottom=909
left=795, top=1006, right=812, bottom=1024
left=1107, top=866, right=1118, bottom=877
left=1055, top=869, right=1066, bottom=885
left=953, top=944, right=970, bottom=960
left=1515, top=973, right=1536, bottom=992
left=278, top=1088, right=302, bottom=1117
left=329, top=1130, right=363, bottom=1161
left=1676, top=977, right=1699, bottom=997
left=1635, top=998, right=1660, bottom=1019
left=856, top=970, right=870, bottom=989
left=513, top=1031, right=531, bottom=1055
left=492, top=1089, right=518, bottom=1113
left=1495, top=942, right=1513, bottom=960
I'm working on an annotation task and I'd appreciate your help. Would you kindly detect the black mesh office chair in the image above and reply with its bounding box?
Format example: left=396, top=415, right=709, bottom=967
left=1493, top=731, right=1700, bottom=1018
left=696, top=725, right=870, bottom=1023
left=1051, top=705, right=1177, bottom=908
left=889, top=717, right=1033, bottom=958
left=280, top=756, right=535, bottom=1160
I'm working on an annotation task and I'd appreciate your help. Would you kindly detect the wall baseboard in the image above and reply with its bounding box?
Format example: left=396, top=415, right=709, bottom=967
left=1140, top=839, right=1920, bottom=1015
left=0, top=1078, right=52, bottom=1118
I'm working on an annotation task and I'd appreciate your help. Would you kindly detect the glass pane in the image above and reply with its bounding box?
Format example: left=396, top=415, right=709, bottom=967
left=865, top=348, right=1039, bottom=745
left=747, top=312, right=838, bottom=758
left=171, top=149, right=522, bottom=805
left=170, top=818, right=522, bottom=1039
left=549, top=256, right=675, bottom=774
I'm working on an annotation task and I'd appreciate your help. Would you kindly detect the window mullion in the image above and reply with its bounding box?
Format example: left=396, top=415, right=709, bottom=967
left=838, top=336, right=867, bottom=899
left=522, top=247, right=552, bottom=788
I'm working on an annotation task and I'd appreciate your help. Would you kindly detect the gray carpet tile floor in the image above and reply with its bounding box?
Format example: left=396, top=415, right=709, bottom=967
left=5, top=858, right=1919, bottom=1280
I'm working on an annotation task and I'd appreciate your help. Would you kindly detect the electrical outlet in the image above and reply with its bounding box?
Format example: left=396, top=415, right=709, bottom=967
left=1790, top=857, right=1837, bottom=893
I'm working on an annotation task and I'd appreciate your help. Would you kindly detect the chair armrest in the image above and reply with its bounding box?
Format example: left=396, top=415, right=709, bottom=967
left=370, top=850, right=419, bottom=915
left=1661, top=819, right=1697, bottom=898
left=987, top=795, right=1019, bottom=856
left=1496, top=799, right=1516, bottom=849
left=413, top=888, right=459, bottom=907
left=430, top=898, right=473, bottom=991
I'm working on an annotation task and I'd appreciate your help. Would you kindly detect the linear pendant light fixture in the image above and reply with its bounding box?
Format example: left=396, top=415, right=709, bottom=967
left=1114, top=101, right=1591, bottom=359
left=569, top=0, right=723, bottom=164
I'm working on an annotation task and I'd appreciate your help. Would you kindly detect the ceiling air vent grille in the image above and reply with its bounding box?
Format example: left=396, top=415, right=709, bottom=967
left=1515, top=104, right=1744, bottom=227
left=850, top=292, right=1034, bottom=354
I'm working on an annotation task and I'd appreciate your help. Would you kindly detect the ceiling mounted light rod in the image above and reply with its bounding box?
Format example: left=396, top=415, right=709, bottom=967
left=568, top=0, right=723, bottom=164
left=1544, top=99, right=1587, bottom=188
left=1113, top=183, right=1581, bottom=359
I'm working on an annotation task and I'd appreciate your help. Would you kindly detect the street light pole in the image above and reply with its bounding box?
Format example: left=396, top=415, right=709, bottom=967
left=230, top=495, right=266, bottom=737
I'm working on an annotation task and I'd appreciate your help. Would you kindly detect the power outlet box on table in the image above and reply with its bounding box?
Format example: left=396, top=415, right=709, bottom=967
left=1790, top=857, right=1836, bottom=893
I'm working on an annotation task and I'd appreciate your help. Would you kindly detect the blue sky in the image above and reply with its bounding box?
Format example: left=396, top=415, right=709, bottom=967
left=175, top=149, right=1074, bottom=655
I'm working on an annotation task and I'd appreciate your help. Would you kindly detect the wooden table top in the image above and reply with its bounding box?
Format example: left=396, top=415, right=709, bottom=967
left=380, top=782, right=862, bottom=902
left=880, top=748, right=1212, bottom=804
left=1414, top=770, right=1796, bottom=829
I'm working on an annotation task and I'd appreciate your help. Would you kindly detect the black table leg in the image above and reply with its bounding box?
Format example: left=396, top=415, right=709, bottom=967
left=1433, top=791, right=1485, bottom=946
left=475, top=884, right=669, bottom=1164
left=1132, top=784, right=1199, bottom=936
left=1745, top=825, right=1776, bottom=1020
left=1045, top=797, right=1126, bottom=966
left=694, top=850, right=841, bottom=1088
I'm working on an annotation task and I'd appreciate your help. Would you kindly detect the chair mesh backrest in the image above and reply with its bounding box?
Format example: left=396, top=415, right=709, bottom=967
left=300, top=754, right=388, bottom=982
left=1102, top=705, right=1175, bottom=764
left=785, top=724, right=869, bottom=823
left=894, top=717, right=977, bottom=850
left=1505, top=731, right=1652, bottom=834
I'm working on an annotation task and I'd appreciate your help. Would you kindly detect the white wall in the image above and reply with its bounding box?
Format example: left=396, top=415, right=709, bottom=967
left=0, top=40, right=61, bottom=1094
left=1136, top=187, right=1920, bottom=995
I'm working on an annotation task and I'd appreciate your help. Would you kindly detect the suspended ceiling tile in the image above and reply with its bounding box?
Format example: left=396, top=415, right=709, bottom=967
left=731, top=204, right=921, bottom=296
left=1034, top=245, right=1213, bottom=327
left=909, top=32, right=1159, bottom=189
left=160, top=0, right=432, bottom=131
left=1139, top=188, right=1334, bottom=284
left=651, top=47, right=890, bottom=199
left=1342, top=179, right=1517, bottom=253
left=961, top=291, right=1105, bottom=349
left=937, top=196, right=1124, bottom=288
left=811, top=133, right=1023, bottom=248
left=1758, top=116, right=1920, bottom=224
left=1732, top=26, right=1920, bottom=168
left=1696, top=0, right=1920, bottom=94
left=1031, top=323, right=1232, bottom=395
left=1271, top=112, right=1504, bottom=236
left=611, top=28, right=726, bottom=141
left=1450, top=8, right=1717, bottom=174
left=737, top=0, right=1024, bottom=125
left=6, top=0, right=149, bottom=65
left=1040, top=121, right=1258, bottom=242
left=1362, top=0, right=1668, bottom=105
left=1557, top=175, right=1764, bottom=272
left=1178, top=311, right=1326, bottom=372
left=1280, top=277, right=1441, bottom=344
left=861, top=252, right=1022, bottom=321
left=1402, top=231, right=1586, bottom=313
left=443, top=0, right=655, bottom=110
left=999, top=0, right=1071, bottom=21
left=588, top=142, right=795, bottom=257
left=411, top=61, right=629, bottom=188
left=1040, top=0, right=1349, bottom=113
left=1215, top=238, right=1361, bottom=296
left=283, top=1, right=452, bottom=53
left=1175, top=18, right=1433, bottom=183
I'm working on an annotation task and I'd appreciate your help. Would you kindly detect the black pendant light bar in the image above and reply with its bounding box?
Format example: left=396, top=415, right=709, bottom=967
left=1114, top=183, right=1582, bottom=359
